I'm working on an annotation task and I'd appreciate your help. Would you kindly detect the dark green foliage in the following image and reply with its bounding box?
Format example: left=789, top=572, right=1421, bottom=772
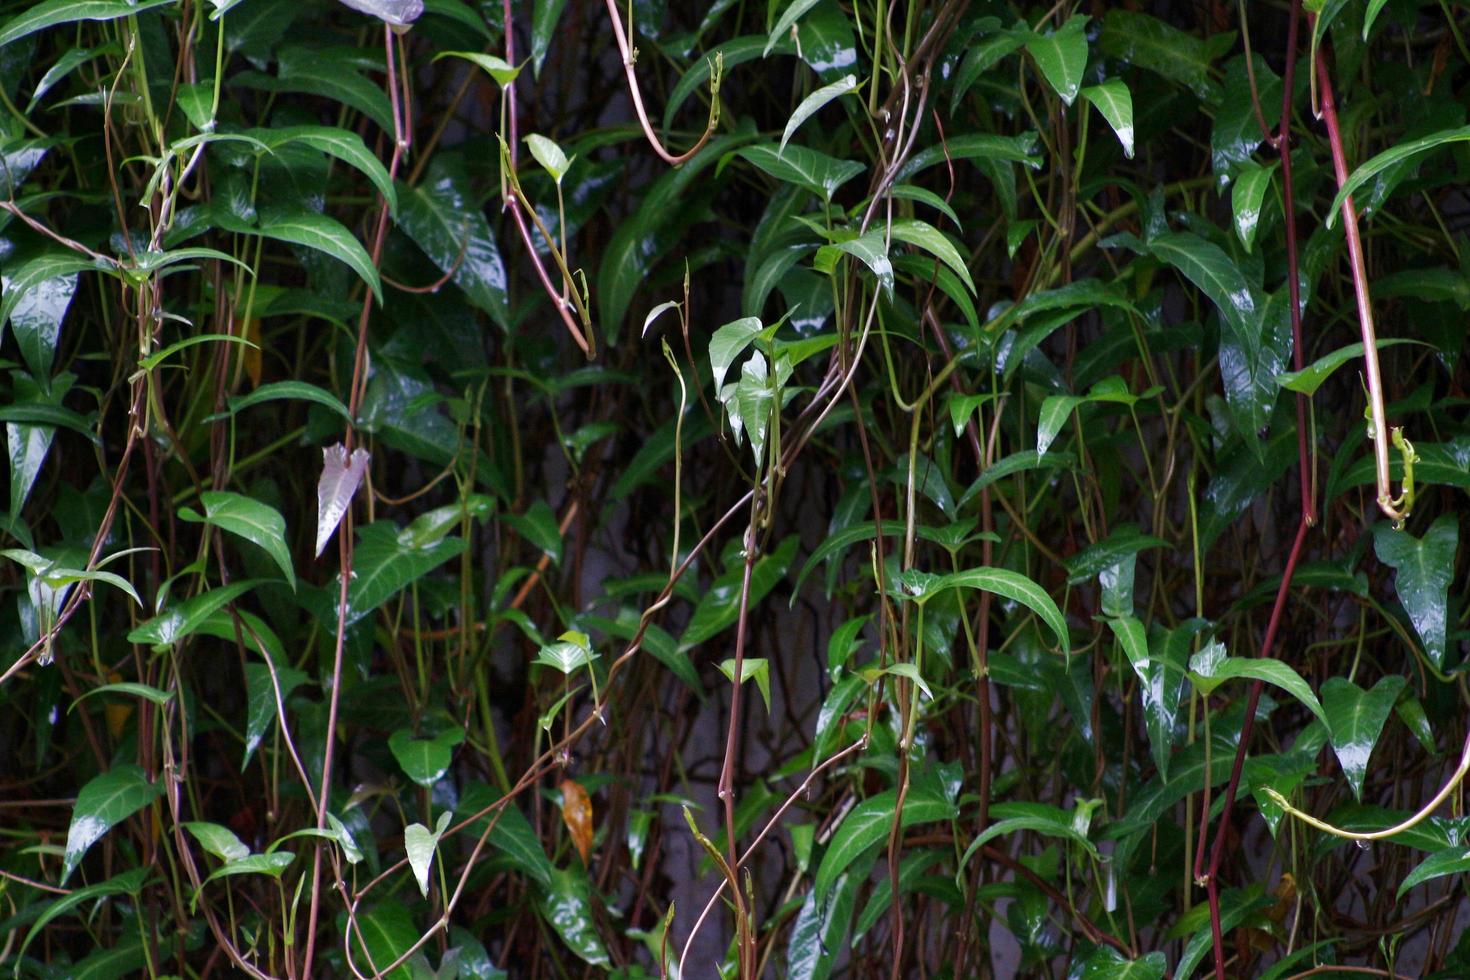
left=1, top=0, right=1468, bottom=977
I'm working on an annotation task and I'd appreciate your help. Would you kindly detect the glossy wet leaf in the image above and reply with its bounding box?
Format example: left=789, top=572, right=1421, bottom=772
left=1212, top=55, right=1280, bottom=183
left=813, top=783, right=956, bottom=901
left=1188, top=644, right=1326, bottom=725
left=1076, top=947, right=1167, bottom=979
left=257, top=209, right=382, bottom=303
left=1398, top=846, right=1470, bottom=899
left=227, top=380, right=355, bottom=428
left=0, top=0, right=175, bottom=49
left=1277, top=339, right=1419, bottom=395
left=938, top=567, right=1069, bottom=654
left=958, top=800, right=1101, bottom=873
left=780, top=73, right=858, bottom=153
left=502, top=499, right=562, bottom=564
left=524, top=133, right=573, bottom=184
left=457, top=783, right=554, bottom=887
left=242, top=659, right=307, bottom=768
left=249, top=125, right=397, bottom=214
left=1327, top=124, right=1470, bottom=229
left=1024, top=14, right=1088, bottom=105
left=736, top=143, right=866, bottom=201
left=534, top=630, right=598, bottom=674
left=351, top=899, right=418, bottom=980
left=1231, top=161, right=1275, bottom=251
left=890, top=219, right=975, bottom=294
left=388, top=727, right=465, bottom=788
left=0, top=252, right=109, bottom=351
left=70, top=681, right=174, bottom=712
left=17, top=866, right=151, bottom=962
left=315, top=443, right=369, bottom=557
left=1064, top=524, right=1171, bottom=585
left=435, top=50, right=519, bottom=86
left=179, top=492, right=294, bottom=589
left=816, top=228, right=893, bottom=295
left=62, top=765, right=165, bottom=883
left=1098, top=9, right=1219, bottom=102
left=530, top=0, right=569, bottom=76
left=346, top=523, right=466, bottom=624
left=786, top=853, right=870, bottom=980
left=1081, top=80, right=1134, bottom=158
left=539, top=867, right=610, bottom=968
left=1322, top=675, right=1405, bottom=799
left=1373, top=516, right=1458, bottom=669
left=681, top=535, right=798, bottom=650
left=184, top=822, right=252, bottom=863
left=718, top=656, right=772, bottom=710
left=396, top=160, right=510, bottom=328
left=404, top=810, right=452, bottom=896
left=127, top=581, right=259, bottom=648
left=709, top=315, right=764, bottom=392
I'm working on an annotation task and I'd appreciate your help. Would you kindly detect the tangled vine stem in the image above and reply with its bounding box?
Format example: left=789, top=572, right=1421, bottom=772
left=1314, top=42, right=1411, bottom=525
left=1266, top=728, right=1470, bottom=842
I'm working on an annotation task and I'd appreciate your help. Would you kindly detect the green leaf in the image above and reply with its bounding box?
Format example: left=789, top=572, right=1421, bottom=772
left=530, top=0, right=569, bottom=76
left=1064, top=524, right=1171, bottom=585
left=0, top=252, right=110, bottom=352
left=250, top=125, right=397, bottom=216
left=1188, top=642, right=1326, bottom=725
left=1398, top=846, right=1470, bottom=899
left=502, top=499, right=563, bottom=564
left=127, top=581, right=259, bottom=647
left=539, top=867, right=611, bottom=968
left=533, top=630, right=598, bottom=674
left=239, top=47, right=394, bottom=135
left=1081, top=80, right=1134, bottom=158
left=179, top=491, right=294, bottom=589
left=0, top=0, right=175, bottom=49
left=1077, top=947, right=1168, bottom=979
left=396, top=159, right=510, bottom=328
left=1373, top=516, right=1458, bottom=669
left=957, top=802, right=1102, bottom=888
left=1024, top=15, right=1089, bottom=105
left=814, top=784, right=956, bottom=900
left=889, top=219, right=975, bottom=294
left=70, top=682, right=174, bottom=712
left=895, top=132, right=1042, bottom=182
left=184, top=821, right=252, bottom=863
left=1277, top=339, right=1419, bottom=395
left=225, top=380, right=354, bottom=427
left=1098, top=9, right=1220, bottom=103
left=241, top=659, right=307, bottom=769
left=62, top=765, right=165, bottom=883
left=435, top=50, right=520, bottom=86
left=1326, top=125, right=1470, bottom=229
left=718, top=657, right=771, bottom=710
left=765, top=0, right=821, bottom=56
left=780, top=74, right=859, bottom=154
left=257, top=208, right=381, bottom=303
left=350, top=899, right=418, bottom=980
left=709, top=315, right=765, bottom=393
left=1321, top=675, right=1406, bottom=799
left=937, top=567, right=1069, bottom=654
left=681, top=536, right=798, bottom=650
left=1231, top=161, right=1275, bottom=251
left=17, top=866, right=151, bottom=963
left=388, top=727, right=465, bottom=788
left=1212, top=55, right=1280, bottom=182
left=816, top=228, right=893, bottom=295
left=786, top=851, right=870, bottom=980
left=457, top=783, right=554, bottom=887
left=524, top=133, right=574, bottom=184
left=138, top=332, right=258, bottom=371
left=404, top=810, right=453, bottom=897
left=735, top=143, right=866, bottom=202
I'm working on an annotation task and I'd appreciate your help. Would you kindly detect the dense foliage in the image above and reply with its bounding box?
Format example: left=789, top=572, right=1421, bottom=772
left=2, top=0, right=1470, bottom=976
